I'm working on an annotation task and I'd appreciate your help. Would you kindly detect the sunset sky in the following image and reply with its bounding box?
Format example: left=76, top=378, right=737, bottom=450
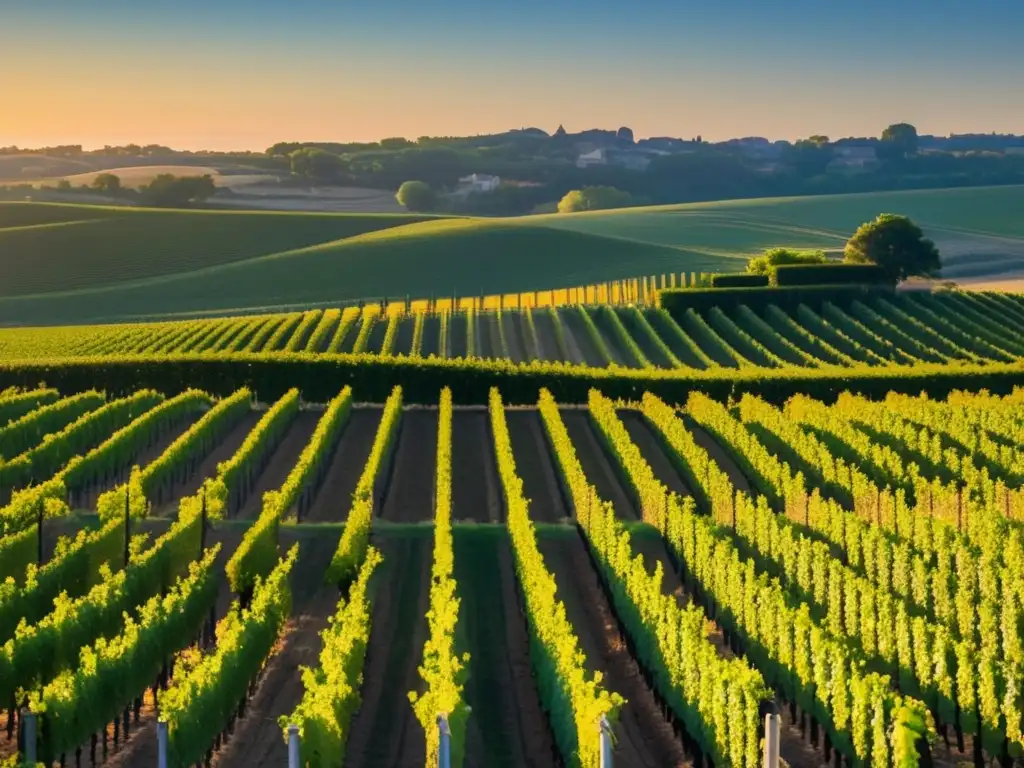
left=5, top=0, right=1023, bottom=150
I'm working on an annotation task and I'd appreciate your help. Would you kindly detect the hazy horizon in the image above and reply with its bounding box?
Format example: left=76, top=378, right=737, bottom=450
left=4, top=0, right=1024, bottom=152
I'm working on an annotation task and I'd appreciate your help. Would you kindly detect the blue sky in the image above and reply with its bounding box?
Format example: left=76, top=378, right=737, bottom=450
left=4, top=0, right=1023, bottom=149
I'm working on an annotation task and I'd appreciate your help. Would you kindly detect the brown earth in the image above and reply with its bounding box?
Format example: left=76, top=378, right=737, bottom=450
left=590, top=309, right=630, bottom=367
left=237, top=412, right=320, bottom=519
left=393, top=316, right=415, bottom=356
left=538, top=530, right=691, bottom=768
left=529, top=309, right=557, bottom=362
left=618, top=410, right=692, bottom=498
left=452, top=411, right=502, bottom=523
left=379, top=409, right=436, bottom=523
left=150, top=411, right=262, bottom=517
left=344, top=532, right=432, bottom=768
left=502, top=311, right=527, bottom=364
left=559, top=307, right=605, bottom=367
left=505, top=409, right=568, bottom=523
left=560, top=409, right=639, bottom=520
left=475, top=313, right=496, bottom=360
left=683, top=420, right=753, bottom=495
left=420, top=315, right=441, bottom=358
left=214, top=528, right=342, bottom=768
left=303, top=407, right=383, bottom=523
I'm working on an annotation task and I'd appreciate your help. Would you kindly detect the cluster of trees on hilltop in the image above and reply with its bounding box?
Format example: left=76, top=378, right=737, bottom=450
left=279, top=122, right=1024, bottom=216
left=741, top=214, right=942, bottom=284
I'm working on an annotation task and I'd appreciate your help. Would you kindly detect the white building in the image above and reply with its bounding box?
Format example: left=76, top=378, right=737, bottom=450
left=576, top=148, right=608, bottom=168
left=458, top=173, right=501, bottom=193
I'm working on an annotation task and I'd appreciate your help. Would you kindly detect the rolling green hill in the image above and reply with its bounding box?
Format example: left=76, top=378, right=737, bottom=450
left=1, top=185, right=1022, bottom=325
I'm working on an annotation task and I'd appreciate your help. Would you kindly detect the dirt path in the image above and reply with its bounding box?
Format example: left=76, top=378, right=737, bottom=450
left=344, top=531, right=432, bottom=768
left=421, top=315, right=441, bottom=358
left=365, top=317, right=388, bottom=354
left=304, top=408, right=383, bottom=523
left=237, top=412, right=320, bottom=520
left=538, top=530, right=691, bottom=767
left=215, top=529, right=341, bottom=768
left=683, top=419, right=753, bottom=495
left=151, top=411, right=262, bottom=517
left=380, top=410, right=436, bottom=523
left=591, top=309, right=631, bottom=367
left=393, top=317, right=415, bottom=356
left=455, top=527, right=558, bottom=768
left=560, top=410, right=638, bottom=520
left=618, top=411, right=692, bottom=498
left=452, top=411, right=502, bottom=523
left=559, top=308, right=606, bottom=367
left=476, top=313, right=496, bottom=360
left=450, top=314, right=468, bottom=359
left=530, top=309, right=556, bottom=362
left=502, top=311, right=527, bottom=364
left=506, top=410, right=567, bottom=523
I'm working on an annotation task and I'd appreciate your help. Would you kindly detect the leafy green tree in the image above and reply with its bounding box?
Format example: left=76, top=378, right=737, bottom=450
left=56, top=179, right=72, bottom=191
left=91, top=173, right=121, bottom=195
left=844, top=213, right=940, bottom=281
left=747, top=247, right=828, bottom=278
left=879, top=123, right=919, bottom=161
left=289, top=148, right=344, bottom=182
left=786, top=136, right=832, bottom=176
left=380, top=137, right=414, bottom=150
left=139, top=174, right=216, bottom=207
left=396, top=180, right=436, bottom=212
left=557, top=186, right=634, bottom=213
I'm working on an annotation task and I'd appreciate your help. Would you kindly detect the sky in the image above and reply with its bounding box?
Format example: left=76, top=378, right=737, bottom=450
left=3, top=0, right=1023, bottom=151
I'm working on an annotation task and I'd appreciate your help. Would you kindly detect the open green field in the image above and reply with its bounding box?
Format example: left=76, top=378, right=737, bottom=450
left=1, top=184, right=1022, bottom=324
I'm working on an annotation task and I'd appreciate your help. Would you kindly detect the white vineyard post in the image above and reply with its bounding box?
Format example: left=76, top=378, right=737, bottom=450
left=156, top=719, right=168, bottom=768
left=287, top=723, right=300, bottom=768
left=438, top=714, right=451, bottom=768
left=599, top=715, right=613, bottom=768
left=23, top=710, right=37, bottom=765
left=763, top=712, right=780, bottom=768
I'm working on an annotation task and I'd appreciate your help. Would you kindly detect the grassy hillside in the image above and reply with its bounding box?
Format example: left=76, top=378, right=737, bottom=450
left=540, top=185, right=1024, bottom=279
left=0, top=185, right=1021, bottom=324
left=0, top=204, right=430, bottom=298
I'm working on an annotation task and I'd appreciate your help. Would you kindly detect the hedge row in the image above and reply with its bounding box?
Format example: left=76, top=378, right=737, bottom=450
left=657, top=284, right=894, bottom=316
left=773, top=263, right=893, bottom=286
left=1, top=352, right=1022, bottom=407
left=709, top=273, right=770, bottom=288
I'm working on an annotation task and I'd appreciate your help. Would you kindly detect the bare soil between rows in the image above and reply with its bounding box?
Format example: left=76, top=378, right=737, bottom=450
left=538, top=529, right=691, bottom=767
left=502, top=311, right=527, bottom=363
left=505, top=409, right=568, bottom=523
left=237, top=412, right=320, bottom=519
left=559, top=307, right=603, bottom=366
left=380, top=409, right=436, bottom=523
left=560, top=409, right=639, bottom=520
left=151, top=411, right=262, bottom=517
left=214, top=529, right=341, bottom=768
left=421, top=315, right=441, bottom=358
left=344, top=531, right=432, bottom=768
left=452, top=411, right=502, bottom=523
left=393, top=316, right=415, bottom=356
left=303, top=407, right=383, bottom=523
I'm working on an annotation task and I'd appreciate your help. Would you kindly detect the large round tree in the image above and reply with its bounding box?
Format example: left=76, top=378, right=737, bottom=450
left=844, top=213, right=941, bottom=282
left=396, top=180, right=436, bottom=212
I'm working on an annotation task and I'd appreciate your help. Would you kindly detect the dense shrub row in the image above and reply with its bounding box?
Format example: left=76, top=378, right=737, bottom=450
left=1, top=352, right=1021, bottom=407
left=657, top=284, right=893, bottom=315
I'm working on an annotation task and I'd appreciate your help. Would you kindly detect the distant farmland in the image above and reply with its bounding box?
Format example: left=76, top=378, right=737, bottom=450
left=0, top=184, right=1021, bottom=324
